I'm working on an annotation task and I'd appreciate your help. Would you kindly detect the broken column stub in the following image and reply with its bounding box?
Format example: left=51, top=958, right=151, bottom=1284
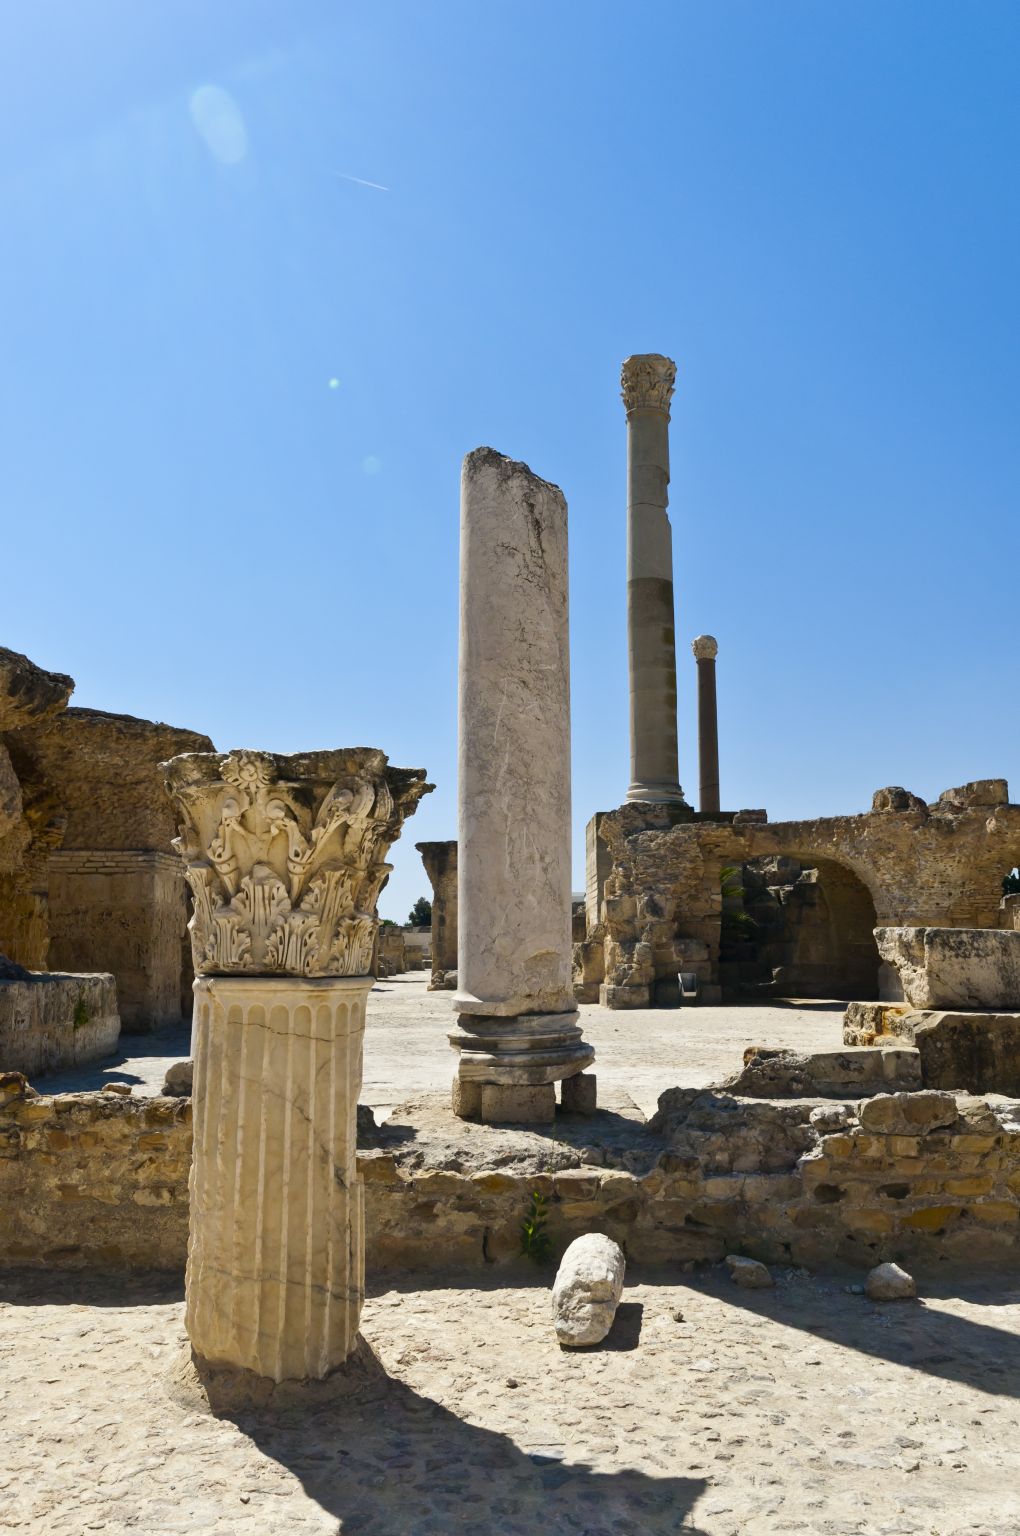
left=163, top=747, right=430, bottom=1381
left=450, top=449, right=594, bottom=1122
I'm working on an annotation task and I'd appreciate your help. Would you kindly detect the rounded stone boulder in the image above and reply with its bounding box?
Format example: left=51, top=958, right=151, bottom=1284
left=552, top=1234, right=626, bottom=1347
left=865, top=1262, right=916, bottom=1301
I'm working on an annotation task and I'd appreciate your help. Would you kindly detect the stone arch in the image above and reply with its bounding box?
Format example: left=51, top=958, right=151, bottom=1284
left=717, top=846, right=880, bottom=1001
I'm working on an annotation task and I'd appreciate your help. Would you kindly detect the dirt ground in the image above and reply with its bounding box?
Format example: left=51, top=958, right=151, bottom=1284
left=2, top=1264, right=1019, bottom=1536
left=32, top=972, right=846, bottom=1120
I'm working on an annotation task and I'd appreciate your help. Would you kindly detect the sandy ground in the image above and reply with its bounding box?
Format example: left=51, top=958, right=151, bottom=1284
left=32, top=973, right=846, bottom=1120
left=2, top=1265, right=1019, bottom=1536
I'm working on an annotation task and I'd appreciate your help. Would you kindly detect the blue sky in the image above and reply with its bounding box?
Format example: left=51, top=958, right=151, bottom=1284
left=2, top=1, right=1018, bottom=921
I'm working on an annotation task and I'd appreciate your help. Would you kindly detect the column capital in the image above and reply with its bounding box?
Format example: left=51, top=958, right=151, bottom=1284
left=692, top=634, right=718, bottom=661
left=161, top=747, right=431, bottom=978
left=621, top=354, right=676, bottom=415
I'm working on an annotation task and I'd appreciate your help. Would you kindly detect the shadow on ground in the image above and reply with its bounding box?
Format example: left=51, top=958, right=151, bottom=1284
left=693, top=1266, right=1020, bottom=1402
left=207, top=1338, right=707, bottom=1536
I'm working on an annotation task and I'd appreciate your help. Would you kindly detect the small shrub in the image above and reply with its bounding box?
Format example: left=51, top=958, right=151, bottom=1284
left=520, top=1190, right=552, bottom=1263
left=72, top=998, right=90, bottom=1031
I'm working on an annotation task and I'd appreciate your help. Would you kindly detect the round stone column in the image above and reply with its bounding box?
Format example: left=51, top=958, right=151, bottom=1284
left=450, top=448, right=594, bottom=1122
left=622, top=354, right=686, bottom=806
left=188, top=974, right=369, bottom=1381
left=692, top=634, right=720, bottom=816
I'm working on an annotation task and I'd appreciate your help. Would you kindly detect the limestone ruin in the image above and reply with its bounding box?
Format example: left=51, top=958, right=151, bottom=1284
left=163, top=747, right=430, bottom=1381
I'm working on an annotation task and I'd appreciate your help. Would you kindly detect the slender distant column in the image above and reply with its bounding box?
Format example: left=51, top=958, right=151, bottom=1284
left=451, top=448, right=594, bottom=1123
left=692, top=635, right=720, bottom=815
left=622, top=355, right=686, bottom=805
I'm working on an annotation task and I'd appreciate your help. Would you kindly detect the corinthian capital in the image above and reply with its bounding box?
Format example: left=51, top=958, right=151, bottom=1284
left=620, top=354, right=677, bottom=415
left=161, top=747, right=432, bottom=979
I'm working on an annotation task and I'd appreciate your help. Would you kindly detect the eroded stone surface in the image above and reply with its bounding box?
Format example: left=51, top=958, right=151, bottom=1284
left=552, top=1232, right=625, bottom=1345
left=875, top=926, right=1020, bottom=1011
left=865, top=1261, right=916, bottom=1301
left=163, top=749, right=431, bottom=979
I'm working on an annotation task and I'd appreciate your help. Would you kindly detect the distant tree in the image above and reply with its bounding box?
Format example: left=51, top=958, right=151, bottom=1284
left=1003, top=869, right=1020, bottom=896
left=408, top=896, right=432, bottom=927
left=379, top=918, right=397, bottom=928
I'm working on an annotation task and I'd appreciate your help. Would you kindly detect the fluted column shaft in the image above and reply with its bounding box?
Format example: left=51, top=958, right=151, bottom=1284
left=622, top=355, right=685, bottom=805
left=188, top=975, right=368, bottom=1383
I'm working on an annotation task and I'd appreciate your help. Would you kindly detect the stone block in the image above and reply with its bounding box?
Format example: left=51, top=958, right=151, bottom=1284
left=560, top=1072, right=597, bottom=1115
left=875, top=927, right=1020, bottom=1011
left=909, top=1011, right=1020, bottom=1096
left=721, top=1045, right=921, bottom=1098
left=451, top=1077, right=482, bottom=1119
left=858, top=1091, right=959, bottom=1135
left=479, top=1083, right=555, bottom=1124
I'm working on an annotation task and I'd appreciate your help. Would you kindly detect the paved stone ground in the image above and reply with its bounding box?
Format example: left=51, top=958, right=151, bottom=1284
left=1, top=1264, right=1019, bottom=1535
left=32, top=973, right=846, bottom=1119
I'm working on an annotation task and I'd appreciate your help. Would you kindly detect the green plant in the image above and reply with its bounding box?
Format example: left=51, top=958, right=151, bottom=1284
left=520, top=1190, right=552, bottom=1263
left=1003, top=868, right=1020, bottom=896
left=72, top=998, right=90, bottom=1031
left=407, top=896, right=432, bottom=927
left=720, top=864, right=756, bottom=939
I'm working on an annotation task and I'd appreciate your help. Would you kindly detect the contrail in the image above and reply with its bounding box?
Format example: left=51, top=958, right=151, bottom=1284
left=333, top=172, right=390, bottom=191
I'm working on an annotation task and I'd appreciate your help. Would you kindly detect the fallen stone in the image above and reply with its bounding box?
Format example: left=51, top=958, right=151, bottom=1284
left=725, top=1254, right=774, bottom=1289
left=809, top=1103, right=856, bottom=1134
left=911, top=1011, right=1020, bottom=1096
left=162, top=1059, right=193, bottom=1096
left=720, top=1045, right=920, bottom=1098
left=552, top=1233, right=625, bottom=1346
left=875, top=927, right=1020, bottom=1011
left=865, top=1262, right=916, bottom=1301
left=102, top=1082, right=132, bottom=1096
left=858, top=1090, right=958, bottom=1134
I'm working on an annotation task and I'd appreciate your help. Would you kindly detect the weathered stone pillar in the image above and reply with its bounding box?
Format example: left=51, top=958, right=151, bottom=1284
left=162, top=748, right=430, bottom=1381
left=692, top=635, right=720, bottom=816
left=416, top=840, right=458, bottom=990
left=450, top=449, right=594, bottom=1122
left=622, top=355, right=686, bottom=806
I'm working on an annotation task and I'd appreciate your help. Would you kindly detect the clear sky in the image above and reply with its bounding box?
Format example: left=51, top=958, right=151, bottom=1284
left=3, top=2, right=1018, bottom=921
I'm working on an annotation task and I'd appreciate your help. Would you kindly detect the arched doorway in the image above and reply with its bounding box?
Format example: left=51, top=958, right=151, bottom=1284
left=719, top=853, right=879, bottom=1001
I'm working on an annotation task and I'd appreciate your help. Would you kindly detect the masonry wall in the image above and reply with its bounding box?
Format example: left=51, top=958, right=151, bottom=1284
left=46, top=852, right=186, bottom=1031
left=2, top=1083, right=1018, bottom=1275
left=584, top=781, right=1020, bottom=1008
left=0, top=973, right=119, bottom=1078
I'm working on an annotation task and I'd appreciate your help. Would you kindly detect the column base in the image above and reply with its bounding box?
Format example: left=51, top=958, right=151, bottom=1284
left=626, top=780, right=689, bottom=806
left=449, top=1009, right=594, bottom=1086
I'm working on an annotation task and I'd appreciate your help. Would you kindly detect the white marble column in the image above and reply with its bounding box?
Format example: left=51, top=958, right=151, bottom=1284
left=622, top=354, right=686, bottom=805
left=162, top=747, right=430, bottom=1381
left=188, top=975, right=368, bottom=1381
left=450, top=448, right=594, bottom=1122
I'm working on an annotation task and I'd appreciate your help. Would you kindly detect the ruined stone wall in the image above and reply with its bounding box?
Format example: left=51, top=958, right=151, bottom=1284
left=46, top=852, right=186, bottom=1031
left=0, top=1082, right=190, bottom=1268
left=1, top=705, right=213, bottom=1027
left=0, top=973, right=119, bottom=1078
left=3, top=1081, right=1019, bottom=1275
left=584, top=781, right=1020, bottom=1008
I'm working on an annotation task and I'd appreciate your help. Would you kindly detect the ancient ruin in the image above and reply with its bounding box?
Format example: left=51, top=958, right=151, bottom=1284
left=162, top=747, right=430, bottom=1381
left=416, top=838, right=457, bottom=988
left=449, top=448, right=595, bottom=1123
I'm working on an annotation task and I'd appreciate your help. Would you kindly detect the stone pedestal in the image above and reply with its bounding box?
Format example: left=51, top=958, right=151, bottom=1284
left=692, top=635, right=720, bottom=816
left=188, top=975, right=369, bottom=1382
left=622, top=355, right=686, bottom=806
left=450, top=449, right=594, bottom=1120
